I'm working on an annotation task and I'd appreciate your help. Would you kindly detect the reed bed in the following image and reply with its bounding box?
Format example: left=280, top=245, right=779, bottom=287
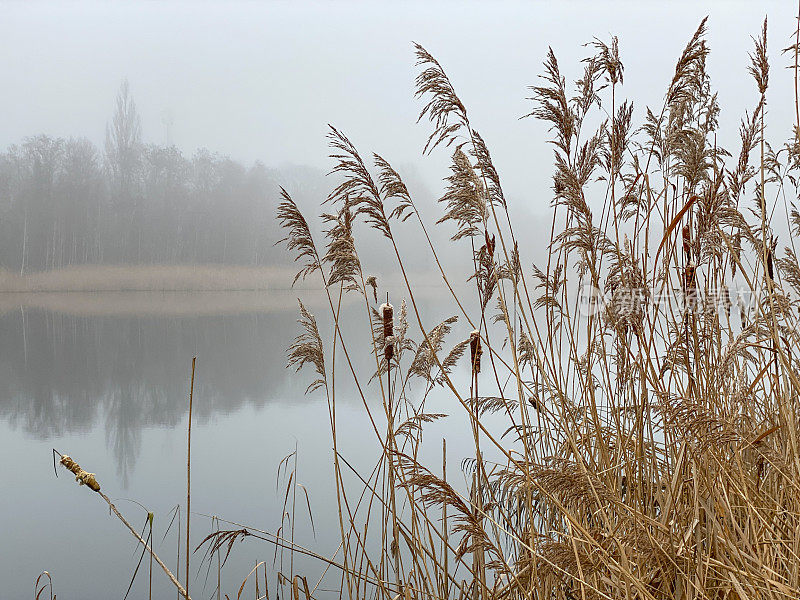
left=52, top=14, right=800, bottom=600
left=268, top=15, right=800, bottom=600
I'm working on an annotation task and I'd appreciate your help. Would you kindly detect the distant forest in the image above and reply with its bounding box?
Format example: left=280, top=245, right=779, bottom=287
left=0, top=81, right=328, bottom=273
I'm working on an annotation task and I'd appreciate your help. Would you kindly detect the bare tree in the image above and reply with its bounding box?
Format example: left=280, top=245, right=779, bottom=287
left=105, top=79, right=141, bottom=194
left=105, top=79, right=143, bottom=261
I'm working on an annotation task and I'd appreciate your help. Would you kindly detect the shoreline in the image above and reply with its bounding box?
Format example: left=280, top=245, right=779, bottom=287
left=0, top=264, right=457, bottom=316
left=0, top=264, right=303, bottom=293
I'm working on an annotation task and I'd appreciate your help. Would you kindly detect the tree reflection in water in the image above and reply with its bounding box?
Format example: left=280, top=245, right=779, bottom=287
left=0, top=307, right=302, bottom=486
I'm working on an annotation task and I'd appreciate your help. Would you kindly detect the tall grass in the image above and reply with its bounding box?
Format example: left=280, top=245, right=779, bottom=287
left=270, top=15, right=800, bottom=600
left=52, top=14, right=800, bottom=600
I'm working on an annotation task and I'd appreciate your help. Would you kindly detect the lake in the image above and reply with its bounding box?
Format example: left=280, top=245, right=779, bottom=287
left=1, top=289, right=478, bottom=599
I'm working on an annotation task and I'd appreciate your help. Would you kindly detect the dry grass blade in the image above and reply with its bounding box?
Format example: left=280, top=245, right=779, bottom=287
left=196, top=529, right=252, bottom=569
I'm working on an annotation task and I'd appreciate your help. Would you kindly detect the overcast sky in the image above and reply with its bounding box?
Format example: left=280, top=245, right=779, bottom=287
left=1, top=0, right=795, bottom=216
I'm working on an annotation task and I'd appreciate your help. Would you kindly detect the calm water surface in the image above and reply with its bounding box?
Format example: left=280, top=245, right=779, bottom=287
left=0, top=291, right=475, bottom=599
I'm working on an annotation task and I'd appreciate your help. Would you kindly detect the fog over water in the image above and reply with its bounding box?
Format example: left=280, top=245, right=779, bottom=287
left=1, top=1, right=794, bottom=229
left=0, top=1, right=796, bottom=598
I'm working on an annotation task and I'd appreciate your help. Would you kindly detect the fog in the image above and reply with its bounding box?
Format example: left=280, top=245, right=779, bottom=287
left=3, top=2, right=800, bottom=598
left=0, top=1, right=794, bottom=276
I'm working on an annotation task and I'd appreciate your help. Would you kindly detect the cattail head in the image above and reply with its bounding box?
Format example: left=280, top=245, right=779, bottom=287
left=684, top=263, right=697, bottom=312
left=59, top=454, right=101, bottom=492
left=469, top=330, right=482, bottom=374
left=682, top=224, right=691, bottom=261
left=381, top=302, right=394, bottom=361
left=684, top=263, right=696, bottom=289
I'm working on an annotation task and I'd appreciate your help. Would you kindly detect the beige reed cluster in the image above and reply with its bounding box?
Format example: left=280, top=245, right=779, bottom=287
left=52, top=12, right=800, bottom=600
left=271, top=13, right=800, bottom=600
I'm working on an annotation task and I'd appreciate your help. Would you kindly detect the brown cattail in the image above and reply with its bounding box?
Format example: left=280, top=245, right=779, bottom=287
left=381, top=302, right=394, bottom=361
left=469, top=330, right=482, bottom=374
left=685, top=263, right=697, bottom=312
left=682, top=224, right=691, bottom=261
left=59, top=455, right=101, bottom=492
left=684, top=264, right=696, bottom=289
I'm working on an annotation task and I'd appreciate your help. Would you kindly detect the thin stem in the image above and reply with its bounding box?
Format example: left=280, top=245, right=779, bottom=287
left=186, top=356, right=196, bottom=600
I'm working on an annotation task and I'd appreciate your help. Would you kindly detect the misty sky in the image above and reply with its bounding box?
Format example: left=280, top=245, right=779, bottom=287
left=1, top=0, right=796, bottom=216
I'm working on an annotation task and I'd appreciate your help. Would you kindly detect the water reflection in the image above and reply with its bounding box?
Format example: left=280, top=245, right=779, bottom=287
left=2, top=287, right=475, bottom=598
left=0, top=300, right=304, bottom=485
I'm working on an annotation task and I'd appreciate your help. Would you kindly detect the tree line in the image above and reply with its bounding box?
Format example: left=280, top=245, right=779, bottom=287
left=0, top=81, right=325, bottom=273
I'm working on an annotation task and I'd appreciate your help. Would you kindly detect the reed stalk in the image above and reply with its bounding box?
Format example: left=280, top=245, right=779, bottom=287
left=186, top=356, right=196, bottom=600
left=55, top=452, right=190, bottom=599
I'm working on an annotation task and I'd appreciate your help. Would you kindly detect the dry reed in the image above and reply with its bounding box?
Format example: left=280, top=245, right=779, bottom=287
left=270, top=14, right=800, bottom=600
left=50, top=13, right=800, bottom=600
